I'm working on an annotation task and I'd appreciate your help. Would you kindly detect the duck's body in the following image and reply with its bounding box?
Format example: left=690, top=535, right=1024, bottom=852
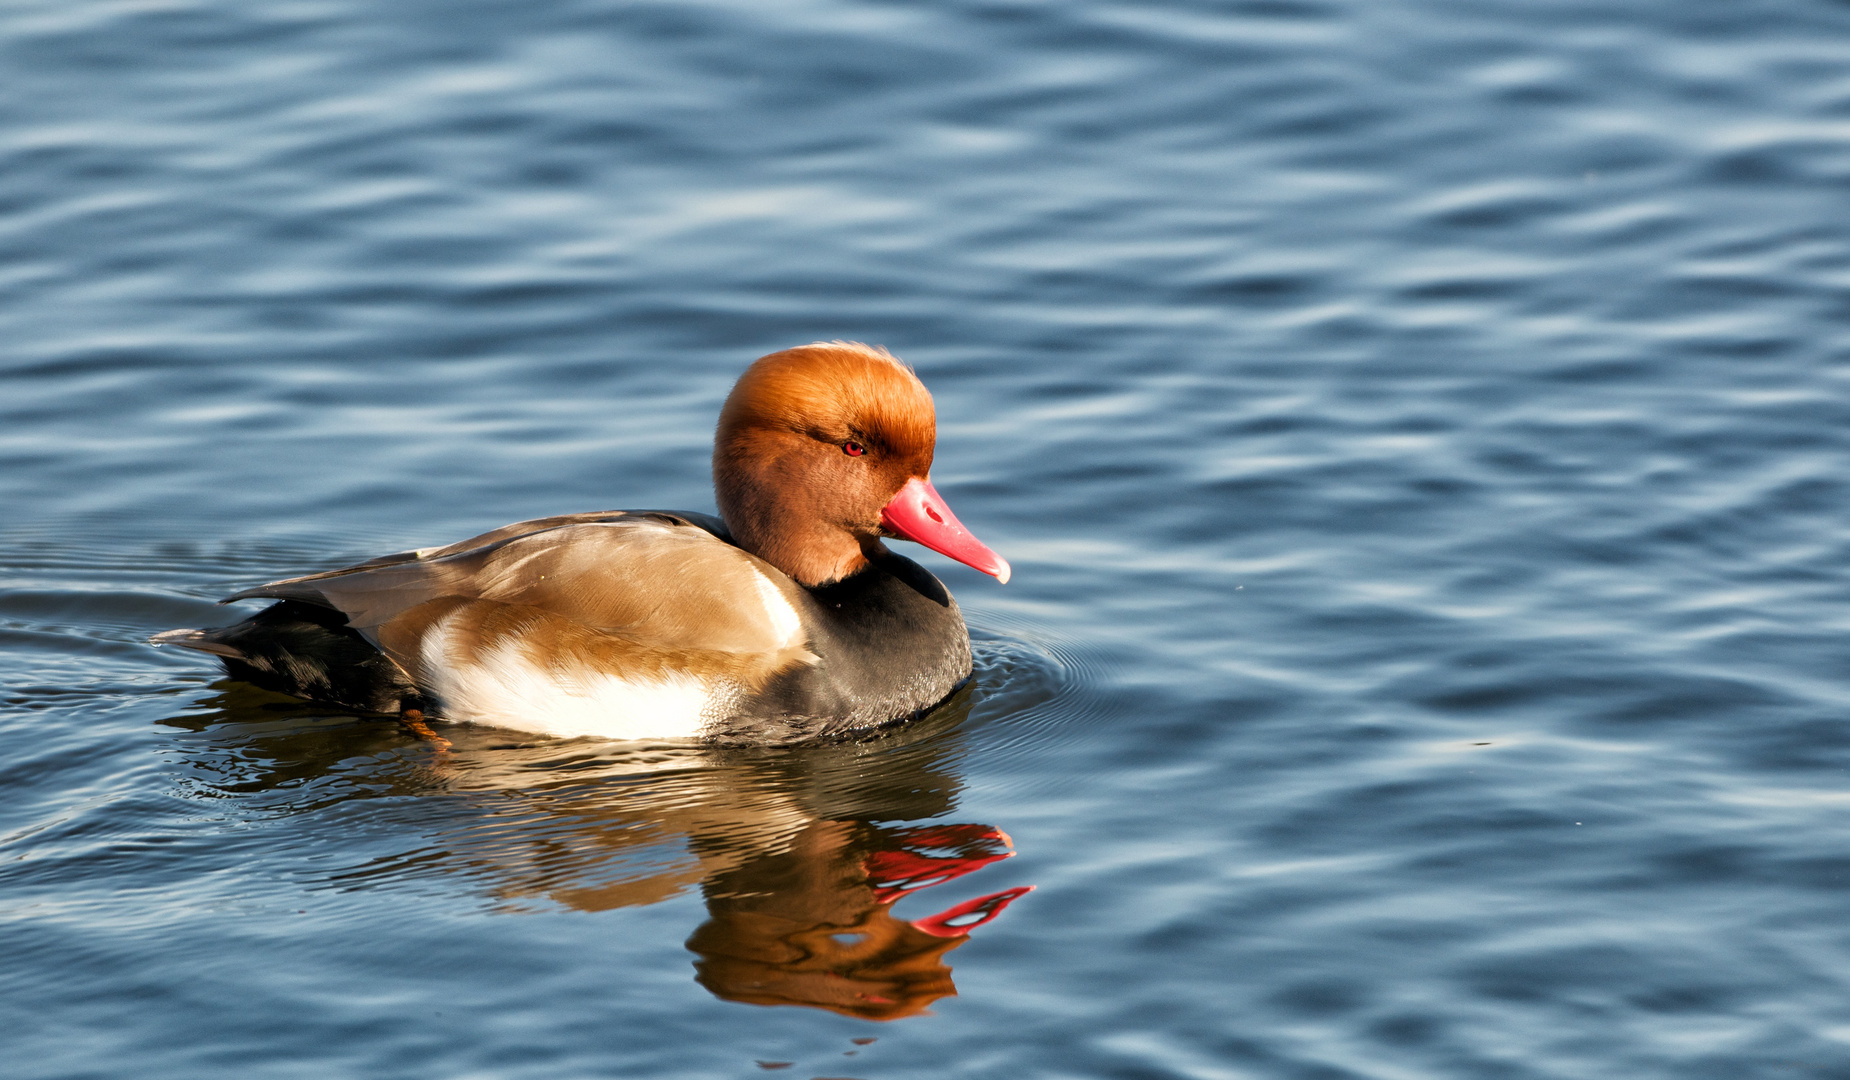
left=155, top=343, right=1009, bottom=743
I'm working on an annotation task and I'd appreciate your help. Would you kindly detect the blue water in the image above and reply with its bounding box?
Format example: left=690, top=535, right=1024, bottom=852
left=8, top=0, right=1850, bottom=1075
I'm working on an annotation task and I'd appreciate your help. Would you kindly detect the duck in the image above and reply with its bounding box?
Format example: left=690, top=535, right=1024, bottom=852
left=153, top=342, right=1010, bottom=744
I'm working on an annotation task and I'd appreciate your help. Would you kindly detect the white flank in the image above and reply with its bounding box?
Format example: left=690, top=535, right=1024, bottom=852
left=750, top=567, right=806, bottom=648
left=419, top=615, right=718, bottom=741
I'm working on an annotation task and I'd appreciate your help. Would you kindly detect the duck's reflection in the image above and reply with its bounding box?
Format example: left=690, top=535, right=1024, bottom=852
left=691, top=818, right=1029, bottom=1019
left=161, top=682, right=1030, bottom=1021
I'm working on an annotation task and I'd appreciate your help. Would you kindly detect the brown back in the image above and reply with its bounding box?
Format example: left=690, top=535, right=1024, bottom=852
left=234, top=514, right=808, bottom=657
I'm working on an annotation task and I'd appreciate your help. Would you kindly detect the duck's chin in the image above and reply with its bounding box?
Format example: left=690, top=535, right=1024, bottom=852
left=748, top=524, right=872, bottom=589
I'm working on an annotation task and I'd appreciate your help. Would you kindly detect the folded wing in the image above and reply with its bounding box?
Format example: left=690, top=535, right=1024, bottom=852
left=227, top=512, right=809, bottom=661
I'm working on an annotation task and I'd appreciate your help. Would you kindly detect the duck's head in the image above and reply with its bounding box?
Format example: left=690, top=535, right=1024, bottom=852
left=714, top=342, right=1011, bottom=589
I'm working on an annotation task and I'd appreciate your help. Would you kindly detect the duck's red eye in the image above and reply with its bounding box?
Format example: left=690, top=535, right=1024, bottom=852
left=842, top=441, right=864, bottom=457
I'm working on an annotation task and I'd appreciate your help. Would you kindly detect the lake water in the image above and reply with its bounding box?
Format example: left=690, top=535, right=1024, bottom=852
left=7, top=0, right=1850, bottom=1076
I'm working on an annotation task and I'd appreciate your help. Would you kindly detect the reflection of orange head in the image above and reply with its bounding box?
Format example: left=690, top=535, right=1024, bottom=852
left=686, top=822, right=1030, bottom=1021
left=689, top=904, right=966, bottom=1021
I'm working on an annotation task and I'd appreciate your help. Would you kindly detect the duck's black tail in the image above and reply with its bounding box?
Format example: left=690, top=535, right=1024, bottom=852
left=152, top=600, right=417, bottom=714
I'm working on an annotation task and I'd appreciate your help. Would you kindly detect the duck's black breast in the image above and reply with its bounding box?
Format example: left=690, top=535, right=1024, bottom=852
left=711, top=552, right=973, bottom=743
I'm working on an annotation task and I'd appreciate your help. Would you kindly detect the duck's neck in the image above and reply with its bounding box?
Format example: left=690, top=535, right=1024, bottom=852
left=715, top=462, right=877, bottom=588
left=736, top=512, right=876, bottom=588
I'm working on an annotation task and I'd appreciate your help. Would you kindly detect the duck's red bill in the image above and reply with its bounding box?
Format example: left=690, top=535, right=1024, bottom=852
left=862, top=823, right=1018, bottom=906
left=879, top=477, right=1011, bottom=584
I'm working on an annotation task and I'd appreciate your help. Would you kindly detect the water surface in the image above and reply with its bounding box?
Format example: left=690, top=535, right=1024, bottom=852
left=7, top=0, right=1850, bottom=1076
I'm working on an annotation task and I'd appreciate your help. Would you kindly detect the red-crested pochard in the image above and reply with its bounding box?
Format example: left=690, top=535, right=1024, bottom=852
left=153, top=342, right=1010, bottom=743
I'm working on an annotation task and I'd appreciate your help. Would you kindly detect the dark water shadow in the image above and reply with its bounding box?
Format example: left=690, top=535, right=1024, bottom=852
left=157, top=677, right=1034, bottom=1021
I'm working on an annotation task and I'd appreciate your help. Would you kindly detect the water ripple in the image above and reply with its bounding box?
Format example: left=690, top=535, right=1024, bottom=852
left=8, top=0, right=1850, bottom=1075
